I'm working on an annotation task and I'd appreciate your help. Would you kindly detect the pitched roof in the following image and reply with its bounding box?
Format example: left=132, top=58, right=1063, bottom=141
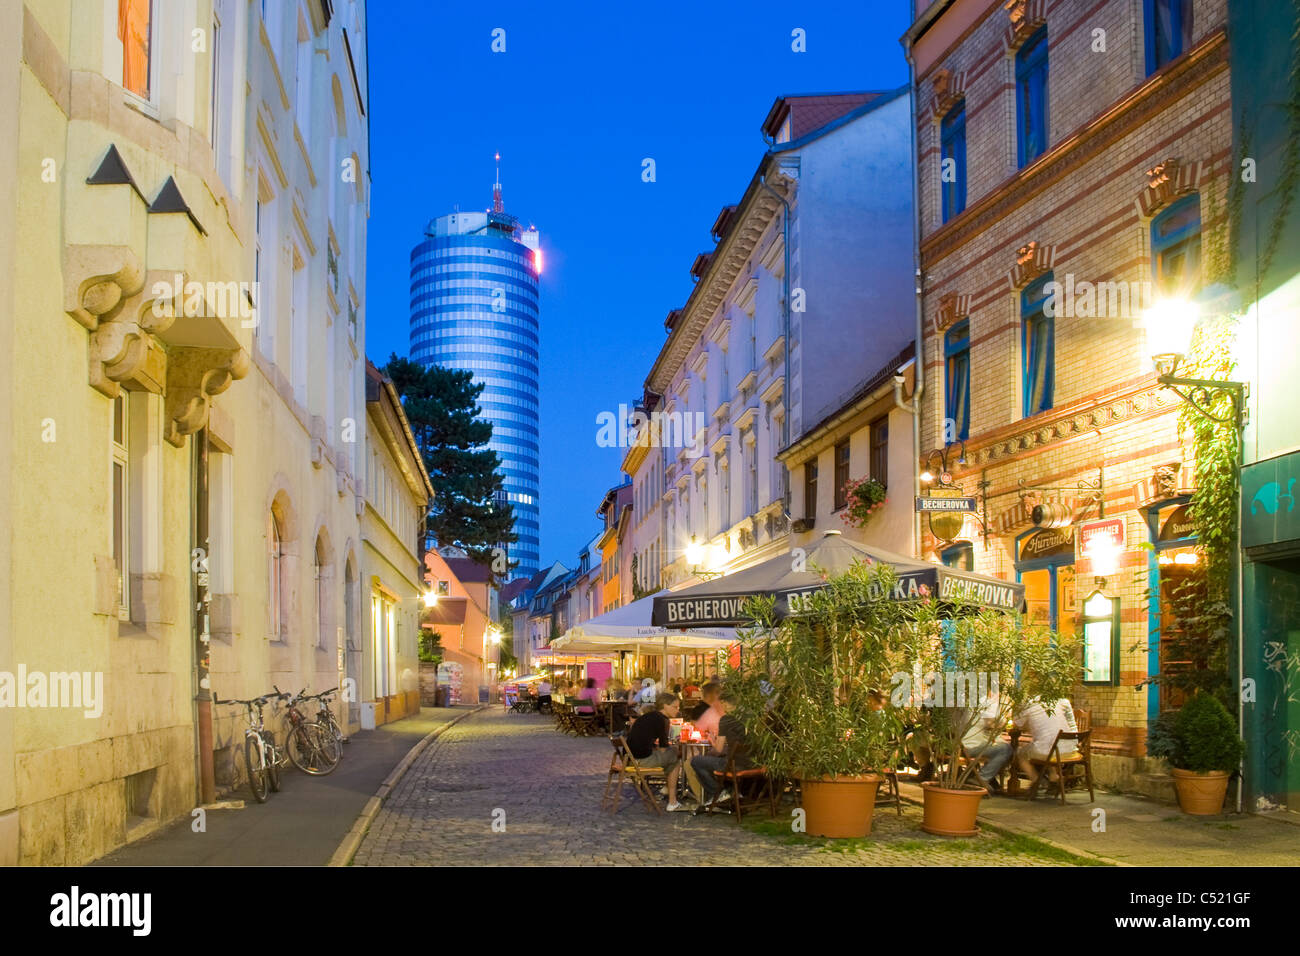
left=444, top=557, right=491, bottom=584
left=761, top=92, right=885, bottom=142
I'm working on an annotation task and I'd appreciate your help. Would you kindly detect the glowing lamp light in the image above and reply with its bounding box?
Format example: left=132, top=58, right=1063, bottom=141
left=685, top=537, right=704, bottom=566
left=1144, top=298, right=1199, bottom=376
left=920, top=470, right=935, bottom=484
left=1174, top=552, right=1200, bottom=565
left=423, top=591, right=438, bottom=608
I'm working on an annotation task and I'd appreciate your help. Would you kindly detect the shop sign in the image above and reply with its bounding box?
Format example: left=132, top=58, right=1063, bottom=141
left=1018, top=527, right=1074, bottom=562
left=1079, top=517, right=1125, bottom=557
left=1242, top=450, right=1300, bottom=554
left=916, top=496, right=978, bottom=512
left=1158, top=504, right=1195, bottom=542
left=922, top=488, right=972, bottom=543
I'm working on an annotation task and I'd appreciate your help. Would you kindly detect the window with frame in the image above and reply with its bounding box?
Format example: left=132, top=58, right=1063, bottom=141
left=1145, top=0, right=1193, bottom=76
left=269, top=512, right=284, bottom=641
left=1151, top=193, right=1201, bottom=297
left=869, top=416, right=889, bottom=488
left=804, top=459, right=818, bottom=521
left=940, top=101, right=967, bottom=222
left=1015, top=27, right=1049, bottom=168
left=118, top=0, right=154, bottom=100
left=833, top=441, right=851, bottom=511
left=941, top=542, right=974, bottom=571
left=112, top=393, right=130, bottom=620
left=1022, top=272, right=1055, bottom=417
left=944, top=320, right=970, bottom=441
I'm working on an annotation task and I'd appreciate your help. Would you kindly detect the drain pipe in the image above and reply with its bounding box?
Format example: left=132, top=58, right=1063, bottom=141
left=759, top=172, right=792, bottom=450
left=897, top=39, right=926, bottom=559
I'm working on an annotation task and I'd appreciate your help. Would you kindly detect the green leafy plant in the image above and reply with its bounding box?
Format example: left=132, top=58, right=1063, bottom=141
left=841, top=476, right=888, bottom=529
left=894, top=604, right=1081, bottom=790
left=1151, top=692, right=1245, bottom=772
left=418, top=629, right=443, bottom=665
left=725, top=562, right=908, bottom=781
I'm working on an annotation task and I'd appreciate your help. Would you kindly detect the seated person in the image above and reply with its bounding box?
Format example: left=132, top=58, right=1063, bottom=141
left=690, top=682, right=722, bottom=730
left=682, top=680, right=700, bottom=697
left=961, top=688, right=1013, bottom=792
left=624, top=693, right=686, bottom=811
left=686, top=689, right=753, bottom=810
left=633, top=678, right=658, bottom=712
left=536, top=678, right=552, bottom=711
left=575, top=678, right=600, bottom=715
left=1014, top=697, right=1078, bottom=786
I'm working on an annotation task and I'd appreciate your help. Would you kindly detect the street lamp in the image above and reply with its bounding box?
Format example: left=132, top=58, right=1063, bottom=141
left=1144, top=293, right=1248, bottom=812
left=684, top=535, right=721, bottom=581
left=422, top=590, right=439, bottom=608
left=1145, top=297, right=1248, bottom=427
left=922, top=440, right=967, bottom=487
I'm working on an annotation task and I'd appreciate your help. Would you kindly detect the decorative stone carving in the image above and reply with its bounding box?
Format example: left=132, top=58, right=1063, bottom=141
left=64, top=245, right=145, bottom=331
left=1007, top=241, right=1056, bottom=290
left=960, top=386, right=1178, bottom=468
left=934, top=291, right=972, bottom=334
left=1135, top=158, right=1206, bottom=218
left=164, top=347, right=250, bottom=447
left=930, top=68, right=967, bottom=118
left=1154, top=462, right=1181, bottom=499
left=311, top=415, right=327, bottom=468
left=1003, top=0, right=1046, bottom=51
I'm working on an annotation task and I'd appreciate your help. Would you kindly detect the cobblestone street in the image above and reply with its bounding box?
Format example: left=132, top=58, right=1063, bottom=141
left=352, top=709, right=1082, bottom=866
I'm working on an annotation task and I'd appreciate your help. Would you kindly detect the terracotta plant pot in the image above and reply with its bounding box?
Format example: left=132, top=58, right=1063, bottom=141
left=799, top=774, right=882, bottom=838
left=920, top=782, right=985, bottom=836
left=1171, top=768, right=1231, bottom=815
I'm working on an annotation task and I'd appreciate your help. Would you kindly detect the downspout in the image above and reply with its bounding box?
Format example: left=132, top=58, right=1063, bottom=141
left=898, top=37, right=926, bottom=559
left=758, top=172, right=791, bottom=451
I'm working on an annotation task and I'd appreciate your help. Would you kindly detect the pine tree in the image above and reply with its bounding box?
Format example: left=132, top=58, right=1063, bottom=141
left=383, top=355, right=517, bottom=577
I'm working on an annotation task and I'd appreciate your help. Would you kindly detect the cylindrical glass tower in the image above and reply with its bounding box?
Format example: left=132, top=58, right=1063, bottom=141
left=409, top=210, right=541, bottom=578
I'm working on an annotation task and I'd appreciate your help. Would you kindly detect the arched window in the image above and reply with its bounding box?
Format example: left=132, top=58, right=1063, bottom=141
left=269, top=512, right=284, bottom=641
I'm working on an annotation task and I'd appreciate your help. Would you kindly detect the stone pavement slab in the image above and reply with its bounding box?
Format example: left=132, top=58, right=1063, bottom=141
left=96, top=706, right=475, bottom=866
left=904, top=781, right=1300, bottom=866
left=353, top=709, right=1081, bottom=866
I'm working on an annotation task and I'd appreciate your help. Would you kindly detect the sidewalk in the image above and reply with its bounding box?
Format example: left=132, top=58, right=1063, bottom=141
left=95, top=706, right=479, bottom=866
left=899, top=780, right=1300, bottom=866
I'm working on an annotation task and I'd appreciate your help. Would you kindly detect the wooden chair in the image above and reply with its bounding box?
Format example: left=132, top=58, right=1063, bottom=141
left=553, top=701, right=575, bottom=734
left=876, top=768, right=903, bottom=816
left=602, top=736, right=666, bottom=815
left=570, top=701, right=600, bottom=736
left=1026, top=730, right=1094, bottom=804
left=1073, top=708, right=1091, bottom=732
left=702, top=745, right=775, bottom=823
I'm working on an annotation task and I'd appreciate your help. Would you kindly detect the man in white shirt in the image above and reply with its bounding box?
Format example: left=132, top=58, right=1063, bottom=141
left=537, top=678, right=552, bottom=713
left=961, top=689, right=1013, bottom=792
left=1013, top=697, right=1078, bottom=786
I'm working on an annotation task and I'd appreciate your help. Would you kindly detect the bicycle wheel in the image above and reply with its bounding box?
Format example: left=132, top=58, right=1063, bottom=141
left=312, top=721, right=342, bottom=768
left=288, top=723, right=339, bottom=775
left=244, top=736, right=268, bottom=803
left=265, top=733, right=282, bottom=792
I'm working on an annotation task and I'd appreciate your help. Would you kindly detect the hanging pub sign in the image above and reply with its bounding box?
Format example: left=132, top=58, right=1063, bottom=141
left=1158, top=504, right=1195, bottom=542
left=1017, top=527, right=1074, bottom=562
left=917, top=488, right=976, bottom=543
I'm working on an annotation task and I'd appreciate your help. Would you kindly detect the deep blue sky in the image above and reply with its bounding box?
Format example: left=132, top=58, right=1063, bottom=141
left=366, top=1, right=912, bottom=572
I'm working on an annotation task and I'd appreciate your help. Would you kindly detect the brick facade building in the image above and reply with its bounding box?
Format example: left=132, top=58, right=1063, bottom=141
left=905, top=0, right=1231, bottom=788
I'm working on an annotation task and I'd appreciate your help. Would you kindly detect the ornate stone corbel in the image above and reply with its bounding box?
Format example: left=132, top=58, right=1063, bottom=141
left=311, top=415, right=327, bottom=468
left=934, top=291, right=972, bottom=334
left=164, top=347, right=250, bottom=447
left=64, top=245, right=145, bottom=330
left=1007, top=241, right=1057, bottom=290
left=1135, top=158, right=1206, bottom=219
left=1003, top=0, right=1046, bottom=52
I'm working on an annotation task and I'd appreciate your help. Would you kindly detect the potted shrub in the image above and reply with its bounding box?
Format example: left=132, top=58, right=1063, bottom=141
left=728, top=562, right=904, bottom=838
left=1146, top=693, right=1244, bottom=815
left=842, top=476, right=888, bottom=529
left=894, top=605, right=1079, bottom=836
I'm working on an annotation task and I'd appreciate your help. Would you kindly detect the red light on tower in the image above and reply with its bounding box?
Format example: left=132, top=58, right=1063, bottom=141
left=533, top=247, right=543, bottom=274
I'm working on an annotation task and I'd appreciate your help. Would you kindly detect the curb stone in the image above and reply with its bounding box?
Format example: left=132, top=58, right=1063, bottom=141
left=328, top=705, right=487, bottom=867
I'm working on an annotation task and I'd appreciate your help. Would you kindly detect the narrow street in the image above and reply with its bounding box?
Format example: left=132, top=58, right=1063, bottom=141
left=351, top=709, right=1078, bottom=866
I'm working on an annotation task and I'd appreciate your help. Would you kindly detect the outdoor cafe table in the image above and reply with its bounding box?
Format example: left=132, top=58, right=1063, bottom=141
left=1002, top=729, right=1032, bottom=797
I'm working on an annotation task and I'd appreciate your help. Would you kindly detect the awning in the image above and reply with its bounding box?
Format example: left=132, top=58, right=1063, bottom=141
left=651, top=530, right=1025, bottom=628
left=553, top=594, right=737, bottom=655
